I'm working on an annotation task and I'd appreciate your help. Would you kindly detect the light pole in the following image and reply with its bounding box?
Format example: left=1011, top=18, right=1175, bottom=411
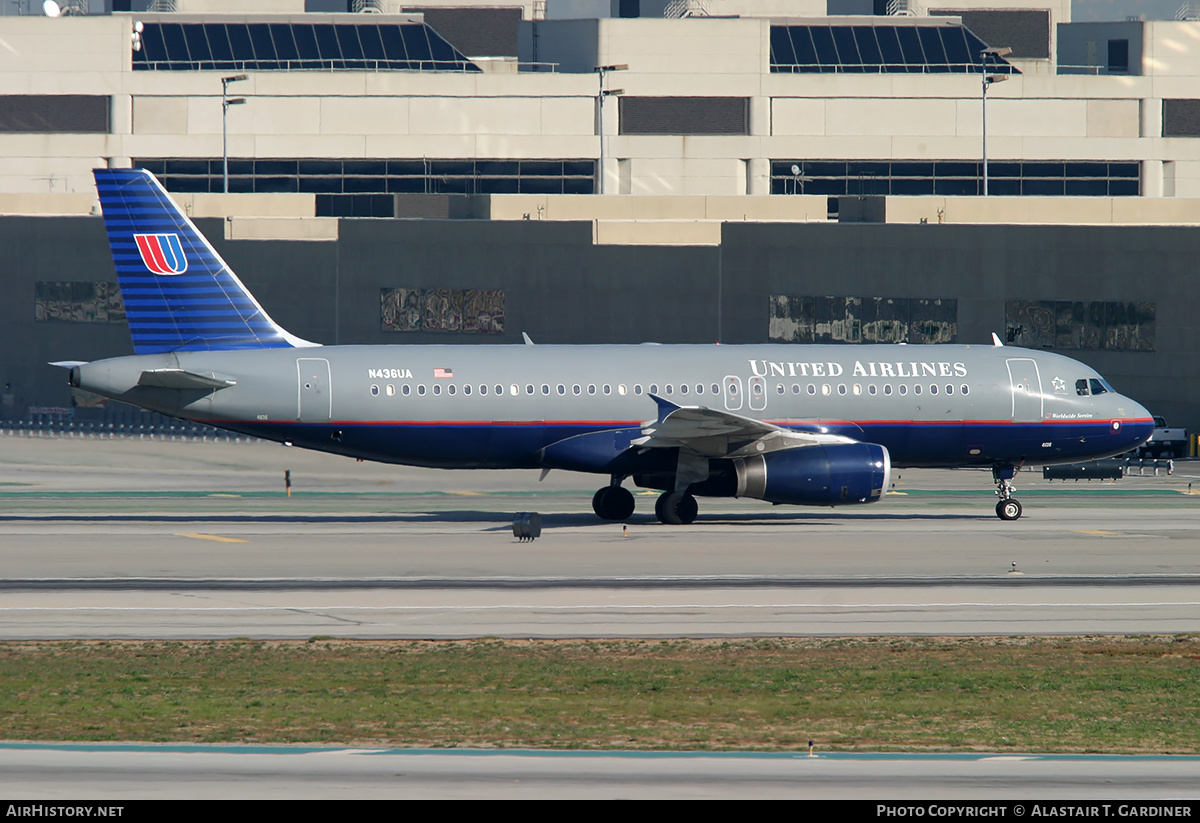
left=979, top=47, right=1010, bottom=196
left=594, top=64, right=627, bottom=195
left=221, top=74, right=247, bottom=194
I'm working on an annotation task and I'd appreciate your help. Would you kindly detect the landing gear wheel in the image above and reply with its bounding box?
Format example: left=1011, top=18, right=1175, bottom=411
left=996, top=499, right=1023, bottom=521
left=654, top=491, right=698, bottom=525
left=592, top=486, right=635, bottom=520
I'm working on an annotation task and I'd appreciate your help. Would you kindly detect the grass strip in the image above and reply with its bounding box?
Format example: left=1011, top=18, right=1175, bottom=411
left=2, top=636, right=1198, bottom=753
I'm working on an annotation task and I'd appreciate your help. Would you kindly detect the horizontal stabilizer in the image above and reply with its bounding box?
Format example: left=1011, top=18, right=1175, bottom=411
left=137, top=369, right=237, bottom=390
left=49, top=360, right=89, bottom=369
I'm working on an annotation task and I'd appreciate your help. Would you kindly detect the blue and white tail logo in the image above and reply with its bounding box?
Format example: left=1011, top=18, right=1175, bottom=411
left=94, top=168, right=314, bottom=355
left=133, top=233, right=188, bottom=275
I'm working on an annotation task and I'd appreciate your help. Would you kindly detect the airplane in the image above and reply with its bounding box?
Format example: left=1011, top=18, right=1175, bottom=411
left=63, top=168, right=1155, bottom=524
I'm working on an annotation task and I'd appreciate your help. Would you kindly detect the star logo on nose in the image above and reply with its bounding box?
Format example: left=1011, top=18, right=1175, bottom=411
left=1052, top=376, right=1066, bottom=393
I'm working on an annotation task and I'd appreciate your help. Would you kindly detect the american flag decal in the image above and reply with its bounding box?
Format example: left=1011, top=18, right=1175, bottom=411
left=434, top=367, right=454, bottom=379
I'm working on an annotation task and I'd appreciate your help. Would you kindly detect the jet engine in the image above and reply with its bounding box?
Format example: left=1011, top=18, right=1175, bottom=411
left=732, top=442, right=890, bottom=506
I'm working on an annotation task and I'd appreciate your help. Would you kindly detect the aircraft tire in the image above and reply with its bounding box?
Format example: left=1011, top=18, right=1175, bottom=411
left=592, top=486, right=635, bottom=520
left=996, top=499, right=1023, bottom=521
left=655, top=491, right=698, bottom=525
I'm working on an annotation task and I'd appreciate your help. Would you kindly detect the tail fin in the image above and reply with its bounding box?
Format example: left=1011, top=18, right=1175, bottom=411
left=93, top=168, right=314, bottom=354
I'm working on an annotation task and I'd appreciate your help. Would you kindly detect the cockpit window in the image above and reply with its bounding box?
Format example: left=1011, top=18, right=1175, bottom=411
left=1089, top=379, right=1108, bottom=396
left=1075, top=379, right=1089, bottom=396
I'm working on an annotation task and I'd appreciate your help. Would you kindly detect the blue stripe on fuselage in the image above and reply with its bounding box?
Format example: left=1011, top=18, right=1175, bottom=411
left=213, top=418, right=1154, bottom=472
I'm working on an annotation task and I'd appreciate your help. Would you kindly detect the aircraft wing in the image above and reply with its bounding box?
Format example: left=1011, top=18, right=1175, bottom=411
left=633, top=395, right=856, bottom=459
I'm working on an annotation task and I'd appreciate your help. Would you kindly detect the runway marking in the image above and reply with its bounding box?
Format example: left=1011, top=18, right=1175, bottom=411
left=1073, top=529, right=1123, bottom=536
left=174, top=533, right=248, bottom=543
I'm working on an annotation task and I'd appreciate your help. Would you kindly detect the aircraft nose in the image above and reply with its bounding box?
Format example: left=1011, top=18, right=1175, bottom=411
left=1122, top=398, right=1155, bottom=446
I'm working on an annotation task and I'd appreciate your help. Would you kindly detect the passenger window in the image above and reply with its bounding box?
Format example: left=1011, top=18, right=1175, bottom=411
left=462, top=384, right=471, bottom=395
left=961, top=384, right=969, bottom=396
left=386, top=384, right=395, bottom=396
left=868, top=384, right=877, bottom=396
left=775, top=384, right=784, bottom=396
left=913, top=384, right=921, bottom=395
left=433, top=384, right=441, bottom=396
left=929, top=384, right=937, bottom=395
left=448, top=384, right=456, bottom=395
left=526, top=384, right=534, bottom=395
left=618, top=384, right=627, bottom=396
left=711, top=384, right=719, bottom=395
left=898, top=384, right=907, bottom=396
left=807, top=384, right=816, bottom=395
left=557, top=384, right=565, bottom=395
left=402, top=384, right=411, bottom=396
left=417, top=384, right=426, bottom=396
left=853, top=384, right=862, bottom=396
left=884, top=384, right=892, bottom=396
left=370, top=384, right=380, bottom=396
left=588, top=384, right=597, bottom=395
left=634, top=384, right=643, bottom=395
left=479, top=384, right=487, bottom=396
left=541, top=384, right=550, bottom=395
left=509, top=384, right=517, bottom=396
left=573, top=384, right=581, bottom=395
left=650, top=384, right=659, bottom=395
left=495, top=384, right=503, bottom=396
left=603, top=384, right=611, bottom=395
left=945, top=384, right=953, bottom=395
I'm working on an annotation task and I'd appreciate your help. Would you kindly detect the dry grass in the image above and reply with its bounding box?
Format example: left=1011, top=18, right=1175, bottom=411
left=2, top=635, right=1198, bottom=752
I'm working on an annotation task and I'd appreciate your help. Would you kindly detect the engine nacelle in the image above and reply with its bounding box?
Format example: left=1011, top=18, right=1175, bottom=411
left=733, top=443, right=891, bottom=506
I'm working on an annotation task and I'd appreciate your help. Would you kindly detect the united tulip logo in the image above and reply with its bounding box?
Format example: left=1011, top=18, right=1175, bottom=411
left=133, top=233, right=188, bottom=275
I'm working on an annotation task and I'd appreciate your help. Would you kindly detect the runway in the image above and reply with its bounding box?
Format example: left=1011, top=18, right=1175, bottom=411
left=2, top=744, right=1199, bottom=800
left=2, top=437, right=1199, bottom=639
left=4, top=437, right=1200, bottom=798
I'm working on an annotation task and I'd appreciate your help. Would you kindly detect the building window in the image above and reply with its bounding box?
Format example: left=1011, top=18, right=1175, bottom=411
left=35, top=282, right=125, bottom=324
left=136, top=157, right=596, bottom=198
left=1108, top=39, right=1129, bottom=73
left=771, top=160, right=1140, bottom=197
left=381, top=288, right=504, bottom=334
left=769, top=296, right=957, bottom=344
left=1004, top=300, right=1155, bottom=352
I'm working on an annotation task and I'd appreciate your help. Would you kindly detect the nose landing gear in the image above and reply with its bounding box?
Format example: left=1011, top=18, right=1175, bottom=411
left=993, top=465, right=1023, bottom=521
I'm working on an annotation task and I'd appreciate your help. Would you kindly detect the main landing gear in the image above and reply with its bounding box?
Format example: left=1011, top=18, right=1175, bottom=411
left=592, top=481, right=635, bottom=521
left=993, top=465, right=1023, bottom=521
left=654, top=490, right=698, bottom=525
left=591, top=478, right=700, bottom=525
